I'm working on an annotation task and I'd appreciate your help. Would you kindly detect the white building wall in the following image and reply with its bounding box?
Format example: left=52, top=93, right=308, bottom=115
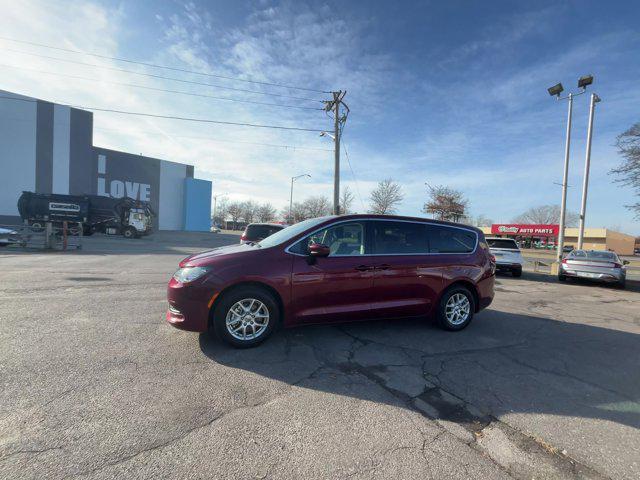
left=52, top=105, right=71, bottom=194
left=0, top=92, right=36, bottom=216
left=159, top=161, right=186, bottom=230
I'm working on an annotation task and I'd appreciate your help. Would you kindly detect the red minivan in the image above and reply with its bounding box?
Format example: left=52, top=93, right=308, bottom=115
left=167, top=215, right=495, bottom=348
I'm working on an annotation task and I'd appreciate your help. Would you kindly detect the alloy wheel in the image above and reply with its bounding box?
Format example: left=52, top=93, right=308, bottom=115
left=445, top=293, right=471, bottom=326
left=225, top=298, right=270, bottom=341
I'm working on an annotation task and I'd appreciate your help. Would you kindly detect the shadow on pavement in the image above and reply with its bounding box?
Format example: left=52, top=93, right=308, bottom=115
left=199, top=309, right=640, bottom=432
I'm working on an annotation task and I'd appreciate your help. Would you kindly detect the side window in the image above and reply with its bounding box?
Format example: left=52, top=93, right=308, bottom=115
left=427, top=225, right=476, bottom=253
left=373, top=221, right=428, bottom=255
left=291, top=222, right=365, bottom=256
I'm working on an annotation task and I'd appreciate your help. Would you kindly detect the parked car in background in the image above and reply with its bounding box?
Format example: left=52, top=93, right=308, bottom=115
left=562, top=245, right=574, bottom=254
left=0, top=227, right=19, bottom=246
left=486, top=237, right=523, bottom=277
left=210, top=225, right=221, bottom=233
left=559, top=249, right=628, bottom=288
left=240, top=223, right=285, bottom=244
left=167, top=215, right=495, bottom=347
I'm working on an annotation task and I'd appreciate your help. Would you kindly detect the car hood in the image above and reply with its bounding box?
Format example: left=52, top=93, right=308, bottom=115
left=179, top=243, right=261, bottom=267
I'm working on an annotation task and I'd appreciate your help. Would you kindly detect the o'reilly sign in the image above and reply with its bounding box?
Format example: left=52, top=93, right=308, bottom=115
left=97, top=154, right=151, bottom=201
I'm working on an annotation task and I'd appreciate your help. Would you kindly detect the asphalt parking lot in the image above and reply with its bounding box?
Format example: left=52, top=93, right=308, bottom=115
left=1, top=232, right=639, bottom=479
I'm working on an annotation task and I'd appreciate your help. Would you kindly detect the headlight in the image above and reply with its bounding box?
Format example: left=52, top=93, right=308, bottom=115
left=173, top=266, right=210, bottom=283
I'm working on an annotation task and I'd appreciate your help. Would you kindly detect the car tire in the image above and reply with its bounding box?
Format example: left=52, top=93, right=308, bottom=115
left=123, top=227, right=137, bottom=239
left=437, top=286, right=475, bottom=331
left=512, top=267, right=522, bottom=277
left=558, top=274, right=567, bottom=282
left=617, top=278, right=626, bottom=290
left=212, top=286, right=279, bottom=348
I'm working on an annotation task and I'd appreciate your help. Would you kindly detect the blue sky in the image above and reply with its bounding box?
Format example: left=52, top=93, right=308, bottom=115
left=1, top=0, right=639, bottom=233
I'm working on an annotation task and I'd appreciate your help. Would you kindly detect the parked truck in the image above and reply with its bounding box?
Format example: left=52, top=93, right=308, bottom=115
left=17, top=191, right=154, bottom=238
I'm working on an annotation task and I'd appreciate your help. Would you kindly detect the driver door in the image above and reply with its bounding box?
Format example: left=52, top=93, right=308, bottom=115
left=289, top=221, right=374, bottom=324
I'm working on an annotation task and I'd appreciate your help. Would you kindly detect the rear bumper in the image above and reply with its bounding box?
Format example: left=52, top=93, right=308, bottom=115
left=560, top=268, right=624, bottom=283
left=495, top=262, right=522, bottom=272
left=476, top=275, right=495, bottom=312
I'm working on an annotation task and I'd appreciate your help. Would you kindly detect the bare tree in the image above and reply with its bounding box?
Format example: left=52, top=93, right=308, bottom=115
left=256, top=203, right=277, bottom=222
left=469, top=214, right=493, bottom=227
left=369, top=179, right=404, bottom=214
left=227, top=201, right=243, bottom=230
left=512, top=205, right=578, bottom=226
left=303, top=196, right=332, bottom=218
left=610, top=122, right=640, bottom=218
left=423, top=185, right=468, bottom=222
left=240, top=201, right=259, bottom=224
left=282, top=202, right=308, bottom=224
left=339, top=186, right=355, bottom=214
left=212, top=197, right=229, bottom=227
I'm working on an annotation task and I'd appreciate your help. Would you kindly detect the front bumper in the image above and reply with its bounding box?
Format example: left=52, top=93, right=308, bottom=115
left=166, top=278, right=212, bottom=332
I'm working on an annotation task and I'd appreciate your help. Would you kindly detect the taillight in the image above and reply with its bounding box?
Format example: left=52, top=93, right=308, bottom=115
left=240, top=234, right=246, bottom=241
left=561, top=258, right=568, bottom=264
left=489, top=254, right=496, bottom=263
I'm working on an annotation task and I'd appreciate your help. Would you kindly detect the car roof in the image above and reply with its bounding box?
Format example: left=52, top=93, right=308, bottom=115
left=324, top=214, right=482, bottom=233
left=246, top=223, right=286, bottom=227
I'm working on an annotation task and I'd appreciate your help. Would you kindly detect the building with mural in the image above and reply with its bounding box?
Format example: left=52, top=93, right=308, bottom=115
left=0, top=90, right=212, bottom=231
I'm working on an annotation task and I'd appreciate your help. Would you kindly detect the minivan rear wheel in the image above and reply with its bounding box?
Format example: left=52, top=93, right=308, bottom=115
left=437, top=286, right=475, bottom=331
left=212, top=286, right=279, bottom=348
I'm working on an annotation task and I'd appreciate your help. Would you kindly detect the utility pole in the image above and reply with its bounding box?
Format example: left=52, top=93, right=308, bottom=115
left=324, top=91, right=348, bottom=215
left=577, top=93, right=601, bottom=249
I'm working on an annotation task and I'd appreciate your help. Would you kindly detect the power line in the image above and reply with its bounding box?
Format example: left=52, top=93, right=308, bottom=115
left=342, top=141, right=367, bottom=211
left=0, top=95, right=325, bottom=132
left=94, top=127, right=332, bottom=151
left=0, top=36, right=331, bottom=94
left=0, top=62, right=322, bottom=111
left=0, top=47, right=321, bottom=103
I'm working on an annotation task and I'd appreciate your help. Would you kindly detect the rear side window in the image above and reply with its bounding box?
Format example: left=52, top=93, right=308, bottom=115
left=246, top=225, right=282, bottom=239
left=427, top=225, right=476, bottom=254
left=372, top=221, right=428, bottom=255
left=486, top=239, right=519, bottom=250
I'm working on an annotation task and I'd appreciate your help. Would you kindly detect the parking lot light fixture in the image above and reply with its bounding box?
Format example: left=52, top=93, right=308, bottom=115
left=547, top=83, right=564, bottom=97
left=578, top=75, right=594, bottom=90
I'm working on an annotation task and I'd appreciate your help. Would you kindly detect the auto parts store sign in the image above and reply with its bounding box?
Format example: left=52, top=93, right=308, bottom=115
left=491, top=224, right=559, bottom=237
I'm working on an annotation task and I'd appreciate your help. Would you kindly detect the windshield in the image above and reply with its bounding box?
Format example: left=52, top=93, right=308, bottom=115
left=571, top=250, right=618, bottom=261
left=257, top=216, right=334, bottom=248
left=487, top=239, right=519, bottom=250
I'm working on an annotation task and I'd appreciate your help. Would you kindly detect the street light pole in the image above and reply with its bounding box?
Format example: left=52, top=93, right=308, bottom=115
left=547, top=75, right=592, bottom=262
left=289, top=174, right=310, bottom=223
left=577, top=93, right=601, bottom=249
left=556, top=92, right=573, bottom=263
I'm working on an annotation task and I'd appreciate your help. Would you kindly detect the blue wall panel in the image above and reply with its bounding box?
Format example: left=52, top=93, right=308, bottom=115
left=183, top=177, right=212, bottom=231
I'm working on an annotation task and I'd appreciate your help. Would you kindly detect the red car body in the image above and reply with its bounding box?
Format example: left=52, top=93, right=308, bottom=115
left=167, top=215, right=494, bottom=335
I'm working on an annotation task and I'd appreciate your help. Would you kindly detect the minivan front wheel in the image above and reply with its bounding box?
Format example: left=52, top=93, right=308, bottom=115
left=213, top=287, right=278, bottom=348
left=437, top=286, right=475, bottom=331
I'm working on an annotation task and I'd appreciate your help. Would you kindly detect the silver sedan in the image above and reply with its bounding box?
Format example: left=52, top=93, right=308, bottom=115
left=559, top=249, right=628, bottom=288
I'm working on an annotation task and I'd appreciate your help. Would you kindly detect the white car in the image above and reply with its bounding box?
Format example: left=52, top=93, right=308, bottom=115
left=486, top=237, right=523, bottom=277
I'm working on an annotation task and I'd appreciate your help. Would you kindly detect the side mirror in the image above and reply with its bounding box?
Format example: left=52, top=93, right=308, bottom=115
left=309, top=243, right=330, bottom=258
left=623, top=260, right=630, bottom=265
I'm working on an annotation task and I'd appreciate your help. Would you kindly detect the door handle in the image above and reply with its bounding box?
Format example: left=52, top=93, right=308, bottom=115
left=355, top=265, right=372, bottom=271
left=376, top=264, right=391, bottom=270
